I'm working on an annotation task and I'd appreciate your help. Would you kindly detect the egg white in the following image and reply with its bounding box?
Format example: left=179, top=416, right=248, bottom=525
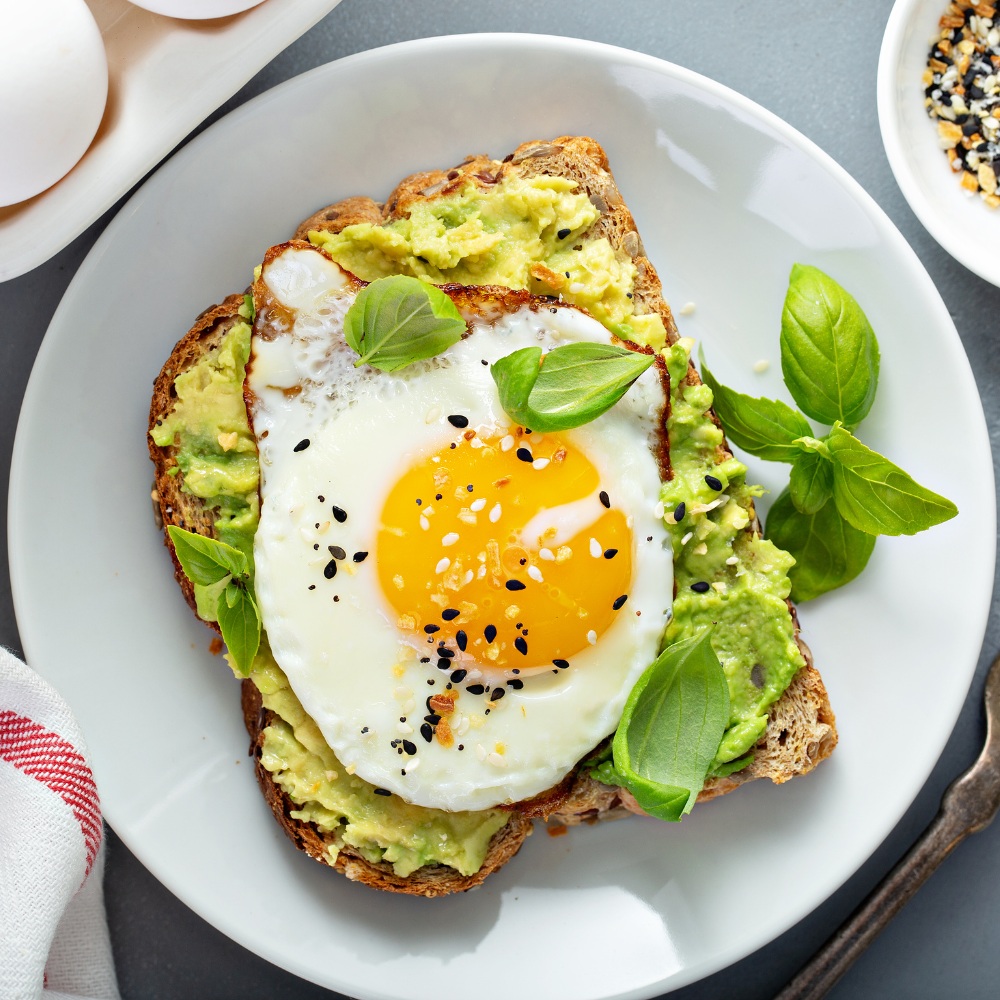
left=248, top=245, right=673, bottom=812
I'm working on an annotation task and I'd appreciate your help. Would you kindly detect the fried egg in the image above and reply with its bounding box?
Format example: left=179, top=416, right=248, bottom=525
left=247, top=242, right=672, bottom=811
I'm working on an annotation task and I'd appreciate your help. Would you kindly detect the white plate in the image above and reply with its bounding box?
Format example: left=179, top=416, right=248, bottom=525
left=0, top=0, right=340, bottom=282
left=9, top=34, right=993, bottom=1000
left=879, top=0, right=1000, bottom=285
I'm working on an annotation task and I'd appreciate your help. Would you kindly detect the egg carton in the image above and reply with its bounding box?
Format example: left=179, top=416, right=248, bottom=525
left=0, top=0, right=340, bottom=282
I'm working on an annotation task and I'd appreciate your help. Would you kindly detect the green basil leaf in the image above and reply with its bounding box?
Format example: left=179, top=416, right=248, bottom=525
left=700, top=349, right=813, bottom=462
left=343, top=275, right=465, bottom=372
left=589, top=759, right=626, bottom=787
left=789, top=449, right=834, bottom=515
left=826, top=425, right=958, bottom=536
left=167, top=525, right=248, bottom=586
left=491, top=342, right=654, bottom=432
left=612, top=630, right=730, bottom=822
left=765, top=485, right=876, bottom=601
left=709, top=753, right=755, bottom=779
left=780, top=264, right=880, bottom=427
left=216, top=580, right=261, bottom=676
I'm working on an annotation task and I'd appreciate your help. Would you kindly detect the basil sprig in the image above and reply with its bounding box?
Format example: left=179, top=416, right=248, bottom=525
left=701, top=264, right=956, bottom=602
left=344, top=275, right=465, bottom=372
left=491, top=342, right=654, bottom=433
left=606, top=631, right=730, bottom=822
left=167, top=526, right=261, bottom=675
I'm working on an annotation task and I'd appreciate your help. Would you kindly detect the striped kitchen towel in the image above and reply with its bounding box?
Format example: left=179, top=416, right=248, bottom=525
left=0, top=648, right=118, bottom=1000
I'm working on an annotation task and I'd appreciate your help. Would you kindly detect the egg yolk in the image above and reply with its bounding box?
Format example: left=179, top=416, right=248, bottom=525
left=378, top=427, right=633, bottom=670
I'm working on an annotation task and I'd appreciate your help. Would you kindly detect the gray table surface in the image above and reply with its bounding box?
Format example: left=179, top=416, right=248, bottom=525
left=4, top=0, right=1000, bottom=997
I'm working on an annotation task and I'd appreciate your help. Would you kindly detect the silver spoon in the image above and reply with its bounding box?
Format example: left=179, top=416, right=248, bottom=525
left=775, top=651, right=1000, bottom=1000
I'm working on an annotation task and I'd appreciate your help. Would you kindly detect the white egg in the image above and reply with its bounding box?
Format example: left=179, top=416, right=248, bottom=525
left=247, top=244, right=673, bottom=812
left=0, top=0, right=107, bottom=207
left=127, top=0, right=265, bottom=16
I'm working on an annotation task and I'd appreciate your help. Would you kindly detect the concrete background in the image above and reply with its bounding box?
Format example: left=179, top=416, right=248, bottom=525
left=3, top=1, right=1000, bottom=997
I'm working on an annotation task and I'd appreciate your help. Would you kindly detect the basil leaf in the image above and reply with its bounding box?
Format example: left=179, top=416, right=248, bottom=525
left=611, top=630, right=729, bottom=822
left=709, top=753, right=754, bottom=779
left=343, top=275, right=465, bottom=372
left=491, top=342, right=654, bottom=432
left=216, top=580, right=261, bottom=676
left=780, top=264, right=880, bottom=427
left=700, top=349, right=813, bottom=462
left=167, top=525, right=248, bottom=586
left=789, top=449, right=834, bottom=515
left=826, top=425, right=958, bottom=536
left=589, top=759, right=626, bottom=787
left=765, top=485, right=876, bottom=601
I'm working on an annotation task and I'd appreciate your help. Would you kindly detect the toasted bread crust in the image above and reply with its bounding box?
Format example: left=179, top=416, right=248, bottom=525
left=240, top=679, right=532, bottom=896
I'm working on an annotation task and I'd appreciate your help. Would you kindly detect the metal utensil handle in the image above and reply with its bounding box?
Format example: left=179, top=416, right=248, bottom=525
left=774, top=807, right=968, bottom=1000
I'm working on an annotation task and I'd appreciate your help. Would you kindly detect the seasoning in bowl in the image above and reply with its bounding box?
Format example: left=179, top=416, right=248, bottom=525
left=925, top=2, right=1000, bottom=208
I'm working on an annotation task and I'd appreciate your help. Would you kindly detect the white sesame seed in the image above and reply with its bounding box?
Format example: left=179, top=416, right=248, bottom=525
left=753, top=359, right=770, bottom=373
left=393, top=686, right=412, bottom=699
left=679, top=301, right=696, bottom=315
left=299, top=527, right=315, bottom=543
left=420, top=515, right=429, bottom=530
left=653, top=500, right=665, bottom=519
left=308, top=556, right=326, bottom=567
left=425, top=406, right=441, bottom=424
left=397, top=722, right=413, bottom=734
left=316, top=521, right=330, bottom=534
left=532, top=458, right=550, bottom=470
left=587, top=630, right=597, bottom=645
left=404, top=757, right=420, bottom=773
left=346, top=763, right=357, bottom=773
left=476, top=743, right=487, bottom=761
left=500, top=435, right=515, bottom=452
left=712, top=582, right=727, bottom=593
left=569, top=282, right=585, bottom=294
left=539, top=548, right=555, bottom=561
left=289, top=503, right=304, bottom=518
left=488, top=752, right=508, bottom=767
left=726, top=555, right=739, bottom=565
left=682, top=532, right=694, bottom=545
left=528, top=565, right=543, bottom=582
left=401, top=699, right=416, bottom=714
left=442, top=532, right=459, bottom=546
left=477, top=565, right=487, bottom=579
left=470, top=498, right=486, bottom=511
left=530, top=433, right=544, bottom=444
left=463, top=569, right=474, bottom=585
left=436, top=557, right=451, bottom=573
left=489, top=503, right=502, bottom=522
left=457, top=717, right=470, bottom=736
left=589, top=537, right=602, bottom=558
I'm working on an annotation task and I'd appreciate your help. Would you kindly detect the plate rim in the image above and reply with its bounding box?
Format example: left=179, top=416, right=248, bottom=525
left=10, top=30, right=994, bottom=998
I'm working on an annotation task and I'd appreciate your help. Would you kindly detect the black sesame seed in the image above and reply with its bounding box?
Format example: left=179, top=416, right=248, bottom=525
left=436, top=493, right=442, bottom=500
left=427, top=679, right=435, bottom=685
left=751, top=663, right=765, bottom=688
left=424, top=623, right=440, bottom=634
left=308, top=585, right=315, bottom=591
left=674, top=502, right=686, bottom=522
left=557, top=228, right=571, bottom=239
left=516, top=447, right=533, bottom=462
left=507, top=678, right=524, bottom=689
left=442, top=608, right=460, bottom=621
left=456, top=629, right=468, bottom=651
left=516, top=622, right=523, bottom=629
left=437, top=658, right=451, bottom=670
left=978, top=141, right=990, bottom=152
left=313, top=544, right=319, bottom=550
left=374, top=788, right=391, bottom=796
left=450, top=443, right=456, bottom=449
left=353, top=551, right=368, bottom=562
left=647, top=535, right=653, bottom=541
left=416, top=498, right=422, bottom=505
left=599, top=490, right=610, bottom=508
left=293, top=439, right=310, bottom=452
left=964, top=120, right=981, bottom=136
left=514, top=637, right=528, bottom=655
left=324, top=560, right=337, bottom=579
left=318, top=495, right=325, bottom=502
left=402, top=740, right=417, bottom=756
left=450, top=669, right=467, bottom=683
left=467, top=484, right=474, bottom=492
left=491, top=686, right=506, bottom=700
left=466, top=684, right=486, bottom=695
left=705, top=474, right=723, bottom=491
left=481, top=359, right=488, bottom=366
left=332, top=505, right=347, bottom=523
left=519, top=558, right=526, bottom=565
left=448, top=414, right=469, bottom=428
left=505, top=579, right=526, bottom=591
left=425, top=713, right=441, bottom=725
left=521, top=629, right=528, bottom=636
left=485, top=624, right=497, bottom=643
left=691, top=581, right=710, bottom=593
left=420, top=657, right=430, bottom=663
left=524, top=428, right=532, bottom=434
left=328, top=545, right=346, bottom=560
left=512, top=668, right=520, bottom=674
left=361, top=727, right=369, bottom=734
left=971, top=84, right=986, bottom=99
left=604, top=548, right=618, bottom=559
left=552, top=659, right=569, bottom=669
left=612, top=594, right=628, bottom=610
left=437, top=648, right=455, bottom=658
left=420, top=723, right=434, bottom=742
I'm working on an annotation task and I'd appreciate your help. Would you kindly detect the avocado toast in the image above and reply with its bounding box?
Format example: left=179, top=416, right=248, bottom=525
left=148, top=136, right=836, bottom=895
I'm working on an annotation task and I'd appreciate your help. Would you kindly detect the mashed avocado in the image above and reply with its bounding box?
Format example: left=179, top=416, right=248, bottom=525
left=246, top=644, right=509, bottom=877
left=659, top=340, right=805, bottom=772
left=309, top=174, right=668, bottom=349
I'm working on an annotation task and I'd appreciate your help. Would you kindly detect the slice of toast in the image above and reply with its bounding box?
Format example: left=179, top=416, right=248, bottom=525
left=148, top=136, right=837, bottom=892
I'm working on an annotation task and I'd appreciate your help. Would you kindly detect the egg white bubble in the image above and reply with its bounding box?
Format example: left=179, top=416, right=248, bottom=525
left=249, top=246, right=673, bottom=812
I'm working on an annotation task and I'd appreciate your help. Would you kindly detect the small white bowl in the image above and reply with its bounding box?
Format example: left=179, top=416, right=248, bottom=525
left=878, top=0, right=1000, bottom=285
left=128, top=0, right=265, bottom=17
